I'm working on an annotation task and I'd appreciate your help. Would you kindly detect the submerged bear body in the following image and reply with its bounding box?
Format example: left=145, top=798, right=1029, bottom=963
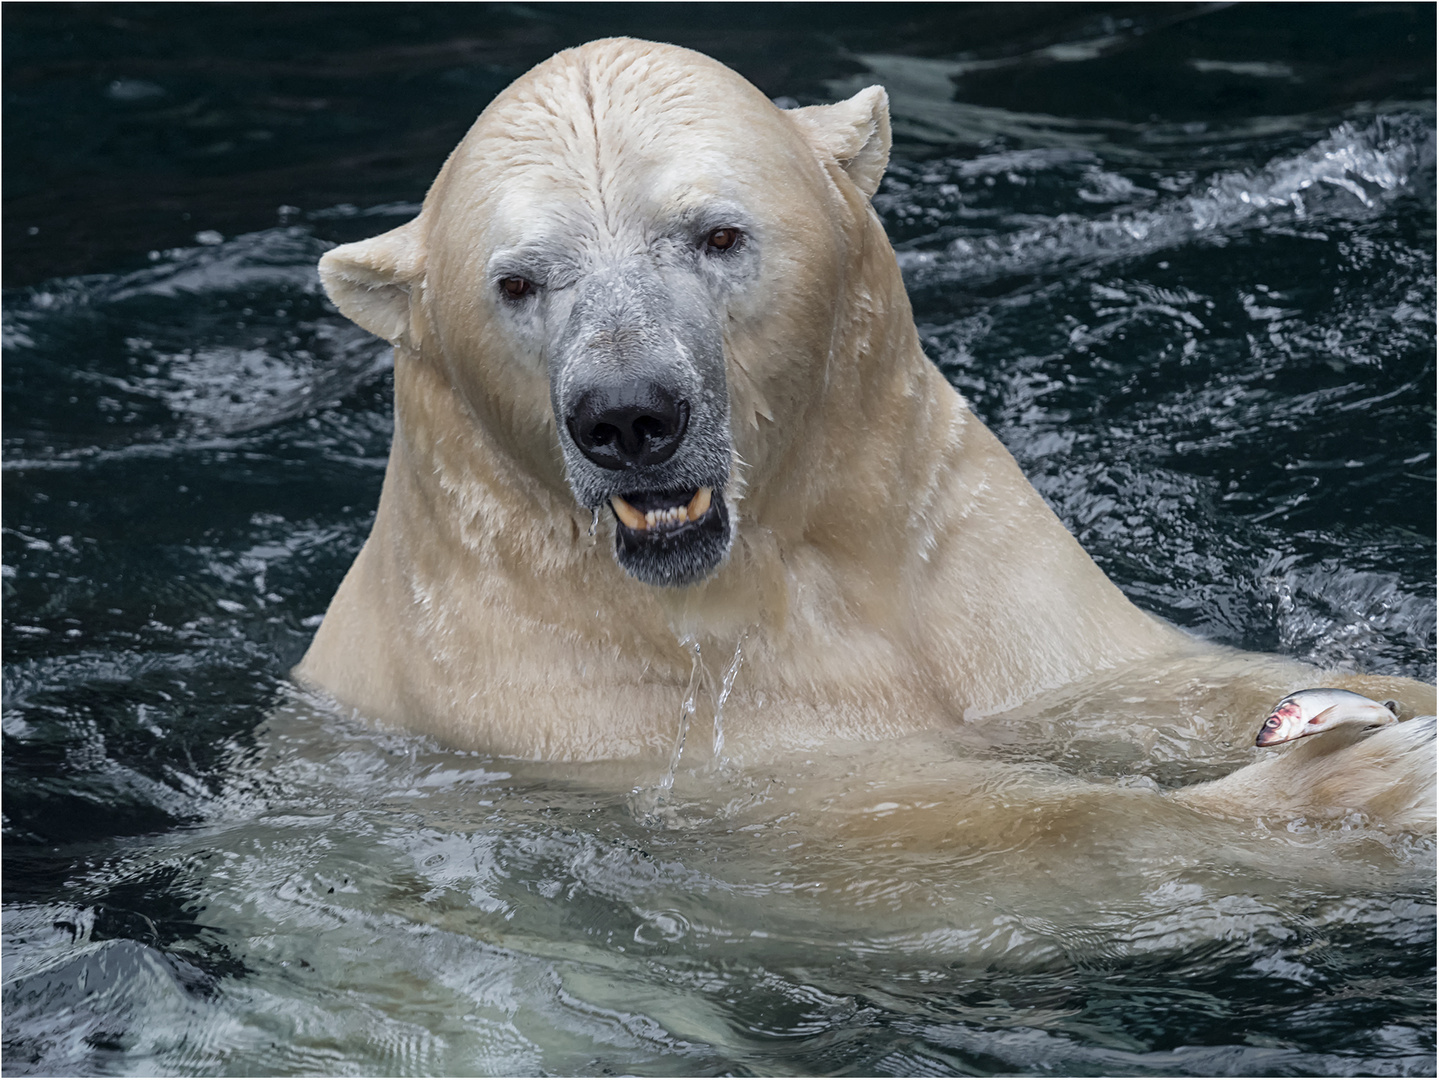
left=296, top=39, right=1432, bottom=828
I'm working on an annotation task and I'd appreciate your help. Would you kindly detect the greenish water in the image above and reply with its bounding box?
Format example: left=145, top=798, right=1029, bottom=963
left=4, top=5, right=1434, bottom=1076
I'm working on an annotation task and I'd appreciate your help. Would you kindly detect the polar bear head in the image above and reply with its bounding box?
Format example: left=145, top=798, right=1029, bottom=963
left=319, top=39, right=891, bottom=587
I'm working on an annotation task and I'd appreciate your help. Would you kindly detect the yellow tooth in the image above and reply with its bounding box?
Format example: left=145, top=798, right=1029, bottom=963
left=610, top=496, right=645, bottom=531
left=687, top=487, right=712, bottom=520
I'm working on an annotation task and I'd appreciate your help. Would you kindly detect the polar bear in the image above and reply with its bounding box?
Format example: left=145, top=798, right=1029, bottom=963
left=296, top=38, right=1432, bottom=829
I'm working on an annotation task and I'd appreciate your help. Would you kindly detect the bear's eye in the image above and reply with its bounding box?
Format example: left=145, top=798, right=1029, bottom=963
left=498, top=276, right=535, bottom=300
left=704, top=227, right=741, bottom=252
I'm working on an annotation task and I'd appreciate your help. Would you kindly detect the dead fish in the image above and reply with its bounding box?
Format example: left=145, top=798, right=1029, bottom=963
left=1255, top=688, right=1398, bottom=748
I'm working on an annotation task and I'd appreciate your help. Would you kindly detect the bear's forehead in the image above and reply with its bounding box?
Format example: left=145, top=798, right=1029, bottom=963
left=508, top=38, right=772, bottom=131
left=449, top=181, right=754, bottom=274
left=423, top=39, right=832, bottom=260
left=437, top=146, right=758, bottom=254
left=450, top=40, right=797, bottom=197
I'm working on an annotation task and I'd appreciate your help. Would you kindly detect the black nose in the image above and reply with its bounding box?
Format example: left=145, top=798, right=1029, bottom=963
left=566, top=382, right=690, bottom=470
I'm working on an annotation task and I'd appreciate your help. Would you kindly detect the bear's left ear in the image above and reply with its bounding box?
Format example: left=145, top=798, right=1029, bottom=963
left=786, top=85, right=892, bottom=200
left=318, top=218, right=425, bottom=348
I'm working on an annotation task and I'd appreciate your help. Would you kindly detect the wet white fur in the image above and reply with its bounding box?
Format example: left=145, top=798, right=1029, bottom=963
left=297, top=39, right=1434, bottom=833
left=1180, top=717, right=1436, bottom=832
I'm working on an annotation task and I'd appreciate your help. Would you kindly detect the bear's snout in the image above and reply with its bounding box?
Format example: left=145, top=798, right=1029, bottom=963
left=546, top=258, right=735, bottom=587
left=566, top=381, right=690, bottom=470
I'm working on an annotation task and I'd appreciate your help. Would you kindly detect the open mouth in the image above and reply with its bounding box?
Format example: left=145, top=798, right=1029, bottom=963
left=609, top=487, right=713, bottom=533
left=606, top=486, right=730, bottom=586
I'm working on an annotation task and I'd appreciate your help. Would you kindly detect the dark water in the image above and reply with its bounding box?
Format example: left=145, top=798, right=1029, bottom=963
left=3, top=5, right=1435, bottom=1076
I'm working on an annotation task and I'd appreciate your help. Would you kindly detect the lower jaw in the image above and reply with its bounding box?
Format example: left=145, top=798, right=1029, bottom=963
left=611, top=489, right=731, bottom=588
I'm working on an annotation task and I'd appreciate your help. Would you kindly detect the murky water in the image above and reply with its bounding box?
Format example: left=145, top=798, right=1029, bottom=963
left=4, top=6, right=1435, bottom=1076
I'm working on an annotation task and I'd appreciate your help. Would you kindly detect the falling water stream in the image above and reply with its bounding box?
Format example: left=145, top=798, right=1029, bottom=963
left=713, top=639, right=744, bottom=761
left=628, top=637, right=703, bottom=822
left=629, top=637, right=746, bottom=824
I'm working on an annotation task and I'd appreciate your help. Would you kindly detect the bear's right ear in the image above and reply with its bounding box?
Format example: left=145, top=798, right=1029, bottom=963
left=318, top=219, right=425, bottom=347
left=786, top=85, right=892, bottom=200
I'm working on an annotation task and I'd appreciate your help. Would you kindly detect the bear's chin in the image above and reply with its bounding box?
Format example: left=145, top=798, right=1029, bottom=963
left=612, top=491, right=732, bottom=588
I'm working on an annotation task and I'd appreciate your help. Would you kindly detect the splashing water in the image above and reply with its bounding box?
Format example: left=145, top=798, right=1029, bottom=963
left=627, top=634, right=746, bottom=820
left=892, top=115, right=1434, bottom=289
left=627, top=636, right=703, bottom=821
